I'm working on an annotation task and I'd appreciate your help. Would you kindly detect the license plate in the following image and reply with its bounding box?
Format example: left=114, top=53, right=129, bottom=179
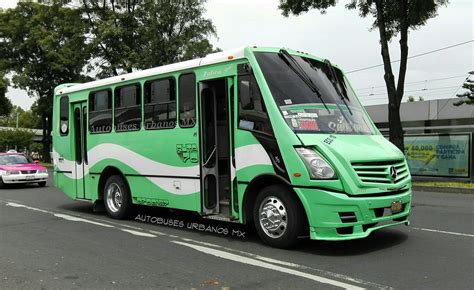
left=25, top=175, right=35, bottom=180
left=391, top=201, right=403, bottom=214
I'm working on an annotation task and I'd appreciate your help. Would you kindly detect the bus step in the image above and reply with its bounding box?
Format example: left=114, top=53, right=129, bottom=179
left=203, top=214, right=239, bottom=223
left=220, top=199, right=230, bottom=206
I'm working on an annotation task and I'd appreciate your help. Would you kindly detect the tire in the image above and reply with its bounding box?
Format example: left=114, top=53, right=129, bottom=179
left=0, top=177, right=4, bottom=188
left=104, top=175, right=133, bottom=219
left=253, top=185, right=307, bottom=248
left=38, top=181, right=47, bottom=187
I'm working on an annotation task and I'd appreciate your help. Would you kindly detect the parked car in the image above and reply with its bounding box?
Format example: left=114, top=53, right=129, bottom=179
left=0, top=153, right=48, bottom=187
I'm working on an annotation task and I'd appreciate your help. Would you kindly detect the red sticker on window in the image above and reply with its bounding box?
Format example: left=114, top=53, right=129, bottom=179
left=298, top=119, right=319, bottom=130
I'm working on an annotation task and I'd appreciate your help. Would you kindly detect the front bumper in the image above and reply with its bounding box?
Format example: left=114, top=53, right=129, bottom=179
left=294, top=187, right=411, bottom=240
left=1, top=173, right=49, bottom=184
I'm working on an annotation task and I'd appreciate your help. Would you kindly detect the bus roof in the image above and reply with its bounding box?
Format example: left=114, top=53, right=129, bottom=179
left=56, top=46, right=247, bottom=95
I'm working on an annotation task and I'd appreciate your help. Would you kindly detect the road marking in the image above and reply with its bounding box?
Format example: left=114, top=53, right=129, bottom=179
left=121, top=229, right=157, bottom=237
left=1, top=200, right=384, bottom=289
left=54, top=213, right=114, bottom=228
left=172, top=240, right=365, bottom=290
left=412, top=227, right=474, bottom=237
left=6, top=202, right=51, bottom=214
left=177, top=238, right=387, bottom=289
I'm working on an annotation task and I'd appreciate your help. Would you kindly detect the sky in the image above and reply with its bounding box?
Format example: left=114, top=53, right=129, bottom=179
left=1, top=0, right=473, bottom=110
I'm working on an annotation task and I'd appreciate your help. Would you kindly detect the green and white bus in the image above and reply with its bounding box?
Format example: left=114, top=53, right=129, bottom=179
left=52, top=46, right=411, bottom=248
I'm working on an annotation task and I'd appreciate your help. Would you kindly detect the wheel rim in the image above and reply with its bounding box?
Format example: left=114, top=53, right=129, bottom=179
left=258, top=196, right=288, bottom=239
left=106, top=183, right=123, bottom=213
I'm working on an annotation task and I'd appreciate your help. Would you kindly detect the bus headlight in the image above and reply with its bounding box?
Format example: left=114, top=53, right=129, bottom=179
left=295, top=148, right=336, bottom=179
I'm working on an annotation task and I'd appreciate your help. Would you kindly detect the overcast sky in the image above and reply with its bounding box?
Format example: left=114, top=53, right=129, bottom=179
left=1, top=0, right=473, bottom=110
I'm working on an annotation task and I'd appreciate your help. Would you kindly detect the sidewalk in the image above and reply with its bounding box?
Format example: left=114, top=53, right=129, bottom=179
left=412, top=181, right=474, bottom=194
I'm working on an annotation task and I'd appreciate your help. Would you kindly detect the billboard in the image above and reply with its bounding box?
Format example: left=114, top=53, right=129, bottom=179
left=405, top=134, right=470, bottom=177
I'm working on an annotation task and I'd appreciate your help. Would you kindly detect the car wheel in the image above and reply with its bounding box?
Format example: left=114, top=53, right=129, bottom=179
left=38, top=181, right=47, bottom=187
left=253, top=185, right=307, bottom=248
left=104, top=175, right=133, bottom=219
left=0, top=177, right=4, bottom=188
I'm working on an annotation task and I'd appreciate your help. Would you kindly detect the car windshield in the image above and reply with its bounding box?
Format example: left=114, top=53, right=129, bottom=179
left=0, top=154, right=33, bottom=165
left=254, top=52, right=374, bottom=135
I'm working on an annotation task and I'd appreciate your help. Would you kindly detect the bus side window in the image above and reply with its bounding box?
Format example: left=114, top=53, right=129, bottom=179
left=144, top=78, right=176, bottom=130
left=179, top=73, right=196, bottom=128
left=237, top=66, right=273, bottom=135
left=114, top=83, right=141, bottom=132
left=89, top=90, right=112, bottom=134
left=59, top=96, right=69, bottom=136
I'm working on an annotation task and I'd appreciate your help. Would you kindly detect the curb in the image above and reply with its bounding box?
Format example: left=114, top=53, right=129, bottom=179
left=413, top=185, right=474, bottom=194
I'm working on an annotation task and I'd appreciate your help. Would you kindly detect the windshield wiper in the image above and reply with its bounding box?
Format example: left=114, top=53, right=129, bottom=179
left=278, top=49, right=330, bottom=112
left=324, top=59, right=353, bottom=116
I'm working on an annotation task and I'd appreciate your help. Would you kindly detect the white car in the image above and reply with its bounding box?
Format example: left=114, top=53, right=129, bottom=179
left=0, top=153, right=49, bottom=187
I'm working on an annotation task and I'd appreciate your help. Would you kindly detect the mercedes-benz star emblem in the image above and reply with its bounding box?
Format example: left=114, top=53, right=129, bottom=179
left=389, top=166, right=398, bottom=180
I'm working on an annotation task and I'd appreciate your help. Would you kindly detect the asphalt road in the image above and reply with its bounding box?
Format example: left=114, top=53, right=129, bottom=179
left=1, top=176, right=473, bottom=289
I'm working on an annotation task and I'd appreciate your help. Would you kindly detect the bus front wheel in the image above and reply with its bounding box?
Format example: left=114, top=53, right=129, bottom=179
left=104, top=175, right=133, bottom=219
left=253, top=185, right=306, bottom=248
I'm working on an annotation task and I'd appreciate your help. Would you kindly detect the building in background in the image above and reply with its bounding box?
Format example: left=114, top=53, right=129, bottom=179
left=365, top=98, right=473, bottom=180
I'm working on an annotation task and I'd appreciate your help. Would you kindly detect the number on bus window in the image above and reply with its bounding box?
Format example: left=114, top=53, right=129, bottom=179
left=59, top=96, right=69, bottom=136
left=144, top=78, right=176, bottom=129
left=114, top=84, right=141, bottom=132
left=237, top=67, right=273, bottom=135
left=89, top=90, right=112, bottom=134
left=179, top=73, right=196, bottom=128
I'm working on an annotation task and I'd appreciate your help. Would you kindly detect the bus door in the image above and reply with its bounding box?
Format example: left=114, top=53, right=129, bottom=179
left=72, top=102, right=88, bottom=199
left=199, top=78, right=233, bottom=217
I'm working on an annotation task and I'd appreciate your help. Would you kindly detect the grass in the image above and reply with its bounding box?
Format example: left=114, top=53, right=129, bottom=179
left=413, top=181, right=474, bottom=189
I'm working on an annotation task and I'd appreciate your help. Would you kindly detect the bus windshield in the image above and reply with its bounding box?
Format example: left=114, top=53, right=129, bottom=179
left=254, top=52, right=374, bottom=135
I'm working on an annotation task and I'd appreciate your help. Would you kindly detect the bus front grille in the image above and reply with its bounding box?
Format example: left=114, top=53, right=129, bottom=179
left=351, top=160, right=409, bottom=185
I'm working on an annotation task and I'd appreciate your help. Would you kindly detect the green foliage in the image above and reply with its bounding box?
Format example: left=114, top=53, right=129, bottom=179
left=78, top=0, right=218, bottom=77
left=30, top=142, right=43, bottom=154
left=0, top=128, right=35, bottom=150
left=407, top=95, right=415, bottom=102
left=0, top=75, right=12, bottom=116
left=0, top=2, right=92, bottom=161
left=0, top=105, right=41, bottom=129
left=279, top=0, right=448, bottom=40
left=454, top=72, right=473, bottom=106
left=1, top=1, right=218, bottom=160
left=0, top=2, right=91, bottom=111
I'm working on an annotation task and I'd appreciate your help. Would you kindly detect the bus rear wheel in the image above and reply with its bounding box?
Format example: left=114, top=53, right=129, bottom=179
left=253, top=185, right=306, bottom=248
left=104, top=175, right=133, bottom=219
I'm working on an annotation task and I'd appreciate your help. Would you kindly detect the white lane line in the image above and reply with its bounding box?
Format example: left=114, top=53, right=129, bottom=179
left=121, top=229, right=157, bottom=238
left=172, top=240, right=365, bottom=290
left=4, top=201, right=154, bottom=238
left=1, top=200, right=383, bottom=288
left=412, top=227, right=474, bottom=237
left=54, top=213, right=114, bottom=228
left=178, top=238, right=386, bottom=289
left=6, top=202, right=51, bottom=214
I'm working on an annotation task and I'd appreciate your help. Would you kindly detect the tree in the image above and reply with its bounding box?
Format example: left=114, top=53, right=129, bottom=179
left=0, top=2, right=91, bottom=161
left=279, top=0, right=448, bottom=151
left=0, top=74, right=12, bottom=117
left=454, top=71, right=473, bottom=106
left=0, top=128, right=35, bottom=151
left=65, top=0, right=219, bottom=77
